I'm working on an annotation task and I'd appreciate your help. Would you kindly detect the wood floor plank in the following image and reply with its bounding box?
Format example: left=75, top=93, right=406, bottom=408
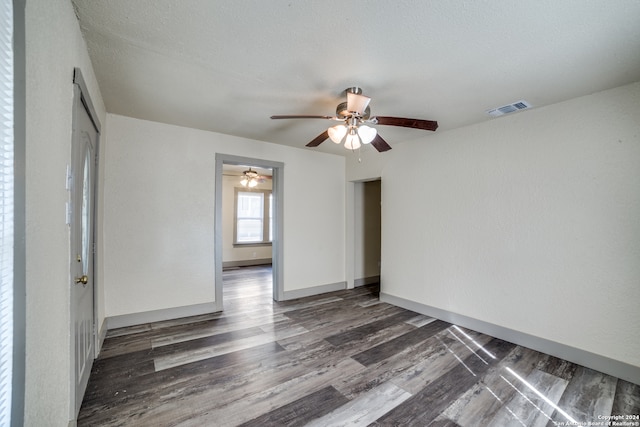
left=284, top=302, right=404, bottom=336
left=306, top=382, right=411, bottom=427
left=152, top=326, right=266, bottom=355
left=301, top=303, right=407, bottom=340
left=316, top=323, right=419, bottom=370
left=611, top=379, right=640, bottom=417
left=324, top=310, right=418, bottom=346
left=437, top=346, right=544, bottom=427
left=427, top=419, right=464, bottom=427
left=405, top=314, right=437, bottom=327
left=389, top=330, right=494, bottom=396
left=488, top=368, right=568, bottom=427
left=331, top=332, right=452, bottom=400
left=535, top=354, right=578, bottom=381
left=543, top=366, right=618, bottom=426
left=150, top=313, right=290, bottom=348
left=351, top=319, right=451, bottom=367
left=357, top=298, right=382, bottom=308
left=97, top=333, right=152, bottom=359
left=153, top=324, right=308, bottom=371
left=175, top=358, right=365, bottom=426
left=239, top=385, right=349, bottom=427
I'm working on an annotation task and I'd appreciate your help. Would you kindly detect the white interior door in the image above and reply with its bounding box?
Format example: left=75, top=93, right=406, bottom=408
left=71, top=86, right=97, bottom=416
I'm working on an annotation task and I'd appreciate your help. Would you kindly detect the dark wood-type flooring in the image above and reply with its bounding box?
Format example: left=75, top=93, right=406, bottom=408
left=78, top=266, right=640, bottom=426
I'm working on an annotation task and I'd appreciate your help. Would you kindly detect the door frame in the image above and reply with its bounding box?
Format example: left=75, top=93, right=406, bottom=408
left=214, top=154, right=284, bottom=307
left=70, top=68, right=101, bottom=419
left=349, top=178, right=382, bottom=289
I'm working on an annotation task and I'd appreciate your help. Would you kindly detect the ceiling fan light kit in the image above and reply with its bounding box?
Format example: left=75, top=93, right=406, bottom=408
left=240, top=168, right=260, bottom=188
left=270, top=87, right=438, bottom=153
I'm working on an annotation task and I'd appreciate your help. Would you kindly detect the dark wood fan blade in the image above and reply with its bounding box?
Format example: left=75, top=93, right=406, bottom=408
left=306, top=130, right=329, bottom=147
left=374, top=116, right=438, bottom=131
left=370, top=134, right=392, bottom=152
left=271, top=115, right=335, bottom=120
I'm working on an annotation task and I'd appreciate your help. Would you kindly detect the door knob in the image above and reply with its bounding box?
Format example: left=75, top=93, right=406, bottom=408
left=74, top=275, right=89, bottom=285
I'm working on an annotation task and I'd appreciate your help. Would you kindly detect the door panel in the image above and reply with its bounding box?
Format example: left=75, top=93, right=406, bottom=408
left=71, top=89, right=97, bottom=416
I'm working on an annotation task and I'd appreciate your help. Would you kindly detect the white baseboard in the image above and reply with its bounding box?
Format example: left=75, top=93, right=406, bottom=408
left=282, top=281, right=346, bottom=301
left=106, top=302, right=219, bottom=330
left=381, top=292, right=640, bottom=386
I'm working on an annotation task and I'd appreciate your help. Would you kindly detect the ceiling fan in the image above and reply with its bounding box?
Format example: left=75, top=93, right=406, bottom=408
left=270, top=87, right=438, bottom=152
left=223, top=167, right=271, bottom=188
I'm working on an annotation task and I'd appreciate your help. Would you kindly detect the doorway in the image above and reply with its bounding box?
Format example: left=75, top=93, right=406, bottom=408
left=354, top=179, right=382, bottom=287
left=214, top=154, right=284, bottom=310
left=70, top=69, right=100, bottom=417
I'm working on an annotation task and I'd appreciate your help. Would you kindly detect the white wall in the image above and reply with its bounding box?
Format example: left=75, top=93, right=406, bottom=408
left=25, top=0, right=107, bottom=424
left=103, top=114, right=345, bottom=317
left=381, top=82, right=640, bottom=370
left=222, top=175, right=272, bottom=264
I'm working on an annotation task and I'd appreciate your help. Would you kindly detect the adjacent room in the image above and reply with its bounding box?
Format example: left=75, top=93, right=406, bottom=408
left=7, top=0, right=640, bottom=425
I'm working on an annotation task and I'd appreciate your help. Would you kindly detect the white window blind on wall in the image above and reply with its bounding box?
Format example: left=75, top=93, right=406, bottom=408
left=0, top=0, right=13, bottom=424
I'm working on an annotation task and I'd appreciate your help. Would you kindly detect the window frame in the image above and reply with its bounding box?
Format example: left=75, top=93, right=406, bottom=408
left=233, top=188, right=272, bottom=247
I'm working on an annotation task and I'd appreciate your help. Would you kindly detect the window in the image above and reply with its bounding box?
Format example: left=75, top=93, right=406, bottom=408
left=234, top=189, right=272, bottom=245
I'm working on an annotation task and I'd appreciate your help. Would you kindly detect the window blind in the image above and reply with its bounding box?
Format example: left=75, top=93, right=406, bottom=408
left=0, top=0, right=14, bottom=424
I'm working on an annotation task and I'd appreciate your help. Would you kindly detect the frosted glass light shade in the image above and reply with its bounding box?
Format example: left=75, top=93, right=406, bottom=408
left=328, top=125, right=347, bottom=144
left=344, top=133, right=361, bottom=150
left=357, top=125, right=377, bottom=144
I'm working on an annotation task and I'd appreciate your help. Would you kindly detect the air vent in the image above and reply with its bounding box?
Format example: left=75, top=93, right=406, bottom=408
left=486, top=100, right=532, bottom=117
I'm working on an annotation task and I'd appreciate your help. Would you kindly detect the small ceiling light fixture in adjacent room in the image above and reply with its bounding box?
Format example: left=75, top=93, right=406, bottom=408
left=240, top=168, right=259, bottom=188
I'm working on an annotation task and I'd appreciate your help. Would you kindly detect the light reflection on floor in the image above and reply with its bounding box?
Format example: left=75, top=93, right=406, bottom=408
left=445, top=323, right=580, bottom=426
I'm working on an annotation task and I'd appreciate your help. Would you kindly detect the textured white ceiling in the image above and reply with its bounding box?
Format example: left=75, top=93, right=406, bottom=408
left=72, top=0, right=640, bottom=155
